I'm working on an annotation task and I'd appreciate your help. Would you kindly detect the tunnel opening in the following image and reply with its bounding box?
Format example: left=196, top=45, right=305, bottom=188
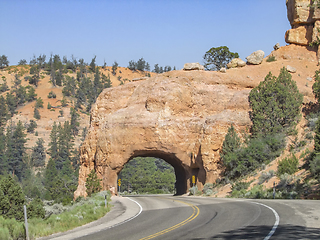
left=118, top=150, right=188, bottom=195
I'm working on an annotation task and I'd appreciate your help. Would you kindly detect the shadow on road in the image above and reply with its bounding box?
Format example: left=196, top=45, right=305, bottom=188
left=193, top=224, right=320, bottom=239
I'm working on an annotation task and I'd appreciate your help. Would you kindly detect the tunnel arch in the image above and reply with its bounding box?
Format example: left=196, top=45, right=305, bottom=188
left=120, top=150, right=189, bottom=195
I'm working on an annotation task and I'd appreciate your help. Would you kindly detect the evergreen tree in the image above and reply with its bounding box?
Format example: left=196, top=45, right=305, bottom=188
left=102, top=73, right=112, bottom=88
left=128, top=60, right=136, bottom=71
left=62, top=75, right=76, bottom=97
left=6, top=92, right=17, bottom=117
left=26, top=86, right=37, bottom=102
left=34, top=107, right=40, bottom=120
left=48, top=122, right=59, bottom=162
left=249, top=68, right=303, bottom=136
left=27, top=120, right=37, bottom=133
left=31, top=138, right=46, bottom=167
left=89, top=55, right=96, bottom=73
left=15, top=85, right=27, bottom=106
left=203, top=46, right=239, bottom=71
left=85, top=169, right=102, bottom=197
left=136, top=58, right=146, bottom=71
left=0, top=175, right=25, bottom=221
left=153, top=64, right=160, bottom=73
left=112, top=61, right=118, bottom=75
left=70, top=107, right=79, bottom=136
left=0, top=96, right=8, bottom=127
left=7, top=121, right=27, bottom=180
left=93, top=67, right=103, bottom=98
left=0, top=127, right=7, bottom=174
left=0, top=55, right=9, bottom=69
left=220, top=124, right=242, bottom=178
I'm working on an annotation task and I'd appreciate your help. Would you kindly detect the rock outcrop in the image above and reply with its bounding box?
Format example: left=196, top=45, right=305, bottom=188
left=285, top=0, right=320, bottom=46
left=227, top=58, right=246, bottom=68
left=74, top=70, right=254, bottom=198
left=74, top=45, right=317, bottom=198
left=246, top=50, right=265, bottom=65
left=183, top=62, right=205, bottom=71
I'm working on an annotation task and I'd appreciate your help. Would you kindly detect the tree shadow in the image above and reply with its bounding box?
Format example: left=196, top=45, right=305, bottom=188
left=192, top=224, right=320, bottom=239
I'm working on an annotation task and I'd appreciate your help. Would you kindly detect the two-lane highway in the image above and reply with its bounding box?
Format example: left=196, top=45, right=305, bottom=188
left=71, top=195, right=319, bottom=240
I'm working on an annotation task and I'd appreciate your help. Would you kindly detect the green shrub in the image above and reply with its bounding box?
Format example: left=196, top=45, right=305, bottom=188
left=258, top=170, right=275, bottom=185
left=310, top=154, right=320, bottom=179
left=0, top=216, right=25, bottom=239
left=232, top=181, right=250, bottom=191
left=48, top=91, right=56, bottom=99
left=277, top=155, right=299, bottom=176
left=266, top=55, right=276, bottom=62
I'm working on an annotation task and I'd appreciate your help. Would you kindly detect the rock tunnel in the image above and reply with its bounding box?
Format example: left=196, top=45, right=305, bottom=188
left=124, top=149, right=205, bottom=195
left=74, top=70, right=252, bottom=198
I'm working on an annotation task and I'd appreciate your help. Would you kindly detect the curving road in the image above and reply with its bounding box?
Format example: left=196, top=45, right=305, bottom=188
left=44, top=196, right=320, bottom=240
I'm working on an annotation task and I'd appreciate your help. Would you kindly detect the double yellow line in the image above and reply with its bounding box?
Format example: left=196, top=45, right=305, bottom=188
left=140, top=199, right=200, bottom=240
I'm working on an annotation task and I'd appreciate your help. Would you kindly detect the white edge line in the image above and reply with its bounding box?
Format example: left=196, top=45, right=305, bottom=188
left=104, top=197, right=143, bottom=229
left=252, top=202, right=280, bottom=240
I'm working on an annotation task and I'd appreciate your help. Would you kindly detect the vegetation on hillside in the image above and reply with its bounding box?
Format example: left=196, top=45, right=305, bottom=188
left=203, top=46, right=239, bottom=71
left=218, top=68, right=320, bottom=199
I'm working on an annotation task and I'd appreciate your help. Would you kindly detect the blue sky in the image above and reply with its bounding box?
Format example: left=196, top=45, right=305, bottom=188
left=0, top=0, right=290, bottom=70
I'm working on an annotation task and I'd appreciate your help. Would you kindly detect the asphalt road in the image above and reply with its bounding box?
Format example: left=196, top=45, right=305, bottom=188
left=43, top=195, right=320, bottom=240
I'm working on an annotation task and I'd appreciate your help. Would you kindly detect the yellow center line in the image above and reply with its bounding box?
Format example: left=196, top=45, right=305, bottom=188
left=139, top=198, right=200, bottom=240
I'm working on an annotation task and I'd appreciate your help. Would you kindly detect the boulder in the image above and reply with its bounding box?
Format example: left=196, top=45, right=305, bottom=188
left=273, top=43, right=280, bottom=50
left=227, top=58, right=246, bottom=68
left=287, top=65, right=297, bottom=73
left=220, top=67, right=226, bottom=73
left=183, top=62, right=205, bottom=71
left=285, top=25, right=313, bottom=45
left=246, top=50, right=265, bottom=65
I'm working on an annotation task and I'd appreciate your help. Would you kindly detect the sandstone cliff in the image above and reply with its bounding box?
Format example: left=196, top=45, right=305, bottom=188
left=75, top=45, right=318, bottom=198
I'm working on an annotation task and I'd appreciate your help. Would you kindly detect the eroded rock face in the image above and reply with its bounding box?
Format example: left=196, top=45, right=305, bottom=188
left=286, top=0, right=320, bottom=45
left=74, top=71, right=253, bottom=198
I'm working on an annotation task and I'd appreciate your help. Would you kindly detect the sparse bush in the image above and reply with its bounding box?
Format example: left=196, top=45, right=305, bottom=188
left=34, top=107, right=40, bottom=119
left=47, top=102, right=52, bottom=109
left=48, top=91, right=56, bottom=98
left=202, top=183, right=214, bottom=196
left=258, top=170, right=275, bottom=185
left=277, top=155, right=299, bottom=176
left=189, top=186, right=198, bottom=195
left=266, top=55, right=276, bottom=62
left=277, top=173, right=294, bottom=189
left=27, top=119, right=37, bottom=133
left=231, top=181, right=250, bottom=192
left=310, top=154, right=320, bottom=179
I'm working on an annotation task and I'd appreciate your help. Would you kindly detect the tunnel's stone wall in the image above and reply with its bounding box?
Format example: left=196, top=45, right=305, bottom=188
left=74, top=70, right=253, bottom=198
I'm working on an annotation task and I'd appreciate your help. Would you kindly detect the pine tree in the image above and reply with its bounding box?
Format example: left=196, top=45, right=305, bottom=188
left=85, top=169, right=102, bottom=197
left=26, top=86, right=37, bottom=102
left=70, top=107, right=79, bottom=136
left=6, top=92, right=17, bottom=117
left=89, top=56, right=96, bottom=73
left=8, top=121, right=27, bottom=180
left=31, top=138, right=46, bottom=167
left=249, top=68, right=303, bottom=136
left=0, top=96, right=8, bottom=127
left=0, top=175, right=25, bottom=221
left=220, top=124, right=242, bottom=178
left=112, top=61, right=118, bottom=75
left=0, top=127, right=7, bottom=174
left=48, top=122, right=59, bottom=162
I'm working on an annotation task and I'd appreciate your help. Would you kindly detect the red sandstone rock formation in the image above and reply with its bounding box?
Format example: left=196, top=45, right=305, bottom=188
left=74, top=46, right=317, bottom=198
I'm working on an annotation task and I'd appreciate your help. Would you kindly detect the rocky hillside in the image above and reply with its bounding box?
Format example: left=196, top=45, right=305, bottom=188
left=0, top=65, right=155, bottom=160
